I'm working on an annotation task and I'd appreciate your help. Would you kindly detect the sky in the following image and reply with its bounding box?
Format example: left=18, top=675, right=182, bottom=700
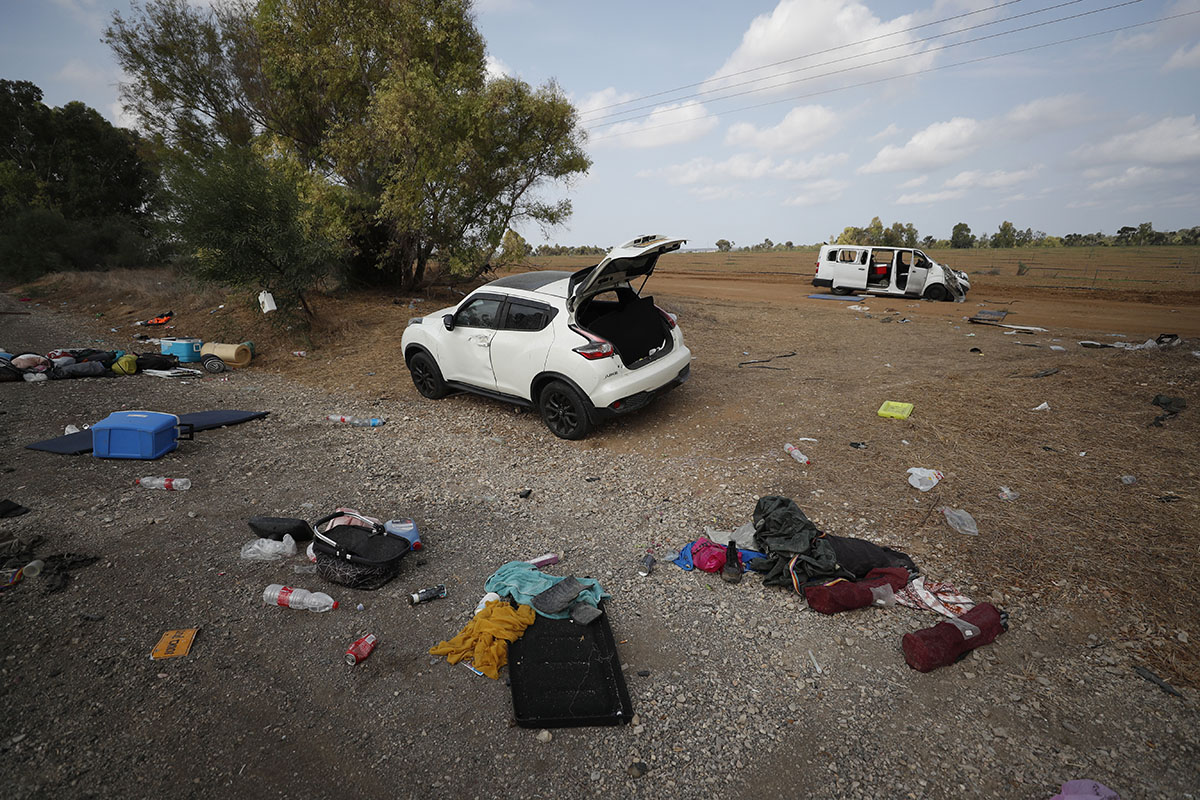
left=2, top=0, right=1198, bottom=249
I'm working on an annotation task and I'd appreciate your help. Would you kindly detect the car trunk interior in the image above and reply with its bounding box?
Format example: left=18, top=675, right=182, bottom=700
left=575, top=288, right=672, bottom=369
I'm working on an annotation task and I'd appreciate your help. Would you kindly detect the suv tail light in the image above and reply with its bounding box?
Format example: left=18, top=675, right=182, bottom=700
left=655, top=305, right=677, bottom=329
left=569, top=325, right=615, bottom=360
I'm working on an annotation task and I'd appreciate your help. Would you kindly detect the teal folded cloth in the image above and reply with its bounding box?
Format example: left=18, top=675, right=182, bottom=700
left=484, top=561, right=609, bottom=619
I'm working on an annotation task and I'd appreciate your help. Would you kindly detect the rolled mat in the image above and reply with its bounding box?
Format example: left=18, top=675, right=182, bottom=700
left=902, top=602, right=1007, bottom=672
left=804, top=567, right=910, bottom=615
left=201, top=354, right=227, bottom=373
left=200, top=342, right=251, bottom=368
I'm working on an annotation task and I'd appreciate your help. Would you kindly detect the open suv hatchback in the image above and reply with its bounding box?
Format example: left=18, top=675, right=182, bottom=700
left=401, top=235, right=692, bottom=439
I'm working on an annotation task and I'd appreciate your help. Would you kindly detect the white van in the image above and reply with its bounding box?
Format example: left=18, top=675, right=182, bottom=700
left=812, top=245, right=970, bottom=301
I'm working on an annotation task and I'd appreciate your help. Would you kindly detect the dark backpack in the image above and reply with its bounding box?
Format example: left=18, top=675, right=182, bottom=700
left=136, top=353, right=180, bottom=371
left=0, top=358, right=21, bottom=382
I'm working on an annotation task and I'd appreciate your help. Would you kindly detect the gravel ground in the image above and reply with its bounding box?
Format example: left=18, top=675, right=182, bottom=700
left=1, top=293, right=1198, bottom=800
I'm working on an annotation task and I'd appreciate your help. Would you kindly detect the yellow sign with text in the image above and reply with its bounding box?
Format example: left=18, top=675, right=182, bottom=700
left=150, top=628, right=199, bottom=660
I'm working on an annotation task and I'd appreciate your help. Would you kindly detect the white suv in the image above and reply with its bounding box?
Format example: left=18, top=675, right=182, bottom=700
left=401, top=235, right=692, bottom=439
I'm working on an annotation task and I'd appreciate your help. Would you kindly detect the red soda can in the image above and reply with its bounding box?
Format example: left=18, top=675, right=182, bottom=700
left=344, top=633, right=377, bottom=665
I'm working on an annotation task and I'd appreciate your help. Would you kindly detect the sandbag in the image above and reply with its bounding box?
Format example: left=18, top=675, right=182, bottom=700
left=200, top=342, right=252, bottom=368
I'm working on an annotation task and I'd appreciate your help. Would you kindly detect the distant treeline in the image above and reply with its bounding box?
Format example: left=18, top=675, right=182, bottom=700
left=708, top=218, right=1200, bottom=253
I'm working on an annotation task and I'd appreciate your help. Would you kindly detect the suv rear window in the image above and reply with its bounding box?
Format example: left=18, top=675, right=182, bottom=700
left=503, top=300, right=552, bottom=332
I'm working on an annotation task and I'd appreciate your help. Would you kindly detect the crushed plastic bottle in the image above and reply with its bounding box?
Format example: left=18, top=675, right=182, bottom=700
left=906, top=468, right=943, bottom=492
left=325, top=414, right=385, bottom=427
left=784, top=443, right=810, bottom=465
left=939, top=507, right=979, bottom=536
left=262, top=584, right=338, bottom=612
left=136, top=477, right=191, bottom=490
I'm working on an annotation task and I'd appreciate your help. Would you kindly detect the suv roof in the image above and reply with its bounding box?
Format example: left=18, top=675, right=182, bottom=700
left=486, top=270, right=572, bottom=292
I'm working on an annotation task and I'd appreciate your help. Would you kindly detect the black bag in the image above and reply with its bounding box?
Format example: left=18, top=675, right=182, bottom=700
left=0, top=358, right=21, bottom=382
left=311, top=511, right=409, bottom=590
left=136, top=353, right=180, bottom=371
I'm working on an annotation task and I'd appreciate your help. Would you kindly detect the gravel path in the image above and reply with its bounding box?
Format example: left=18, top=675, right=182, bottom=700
left=1, top=295, right=1197, bottom=800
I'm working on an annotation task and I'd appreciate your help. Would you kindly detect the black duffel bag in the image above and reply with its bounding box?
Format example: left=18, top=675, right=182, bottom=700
left=311, top=511, right=409, bottom=591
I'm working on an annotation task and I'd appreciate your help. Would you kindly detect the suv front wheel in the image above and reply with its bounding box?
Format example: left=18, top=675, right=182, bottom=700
left=539, top=380, right=593, bottom=440
left=409, top=351, right=448, bottom=399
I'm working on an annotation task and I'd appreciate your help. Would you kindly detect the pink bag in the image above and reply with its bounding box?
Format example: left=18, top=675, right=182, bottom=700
left=691, top=537, right=728, bottom=573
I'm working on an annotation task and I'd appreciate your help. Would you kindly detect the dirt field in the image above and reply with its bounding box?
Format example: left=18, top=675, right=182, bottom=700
left=2, top=253, right=1199, bottom=799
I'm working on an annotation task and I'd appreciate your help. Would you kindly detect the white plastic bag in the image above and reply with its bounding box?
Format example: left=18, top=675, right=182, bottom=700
left=240, top=534, right=297, bottom=561
left=906, top=467, right=943, bottom=492
left=940, top=507, right=978, bottom=536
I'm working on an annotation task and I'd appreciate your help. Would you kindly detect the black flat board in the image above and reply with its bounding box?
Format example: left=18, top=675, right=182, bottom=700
left=508, top=603, right=632, bottom=728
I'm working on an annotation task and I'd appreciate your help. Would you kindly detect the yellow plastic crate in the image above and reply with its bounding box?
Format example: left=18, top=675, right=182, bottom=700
left=877, top=401, right=914, bottom=420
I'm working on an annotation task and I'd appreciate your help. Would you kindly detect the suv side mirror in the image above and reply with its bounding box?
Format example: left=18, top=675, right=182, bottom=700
left=443, top=314, right=455, bottom=331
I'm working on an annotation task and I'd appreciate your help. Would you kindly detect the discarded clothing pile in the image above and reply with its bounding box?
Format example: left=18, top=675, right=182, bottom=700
left=0, top=348, right=181, bottom=383
left=429, top=600, right=536, bottom=679
left=749, top=495, right=918, bottom=590
left=671, top=536, right=765, bottom=573
left=485, top=560, right=609, bottom=624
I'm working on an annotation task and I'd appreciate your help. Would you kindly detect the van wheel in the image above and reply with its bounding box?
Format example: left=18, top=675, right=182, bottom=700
left=831, top=286, right=852, bottom=296
left=409, top=351, right=448, bottom=399
left=539, top=380, right=593, bottom=440
left=923, top=284, right=948, bottom=302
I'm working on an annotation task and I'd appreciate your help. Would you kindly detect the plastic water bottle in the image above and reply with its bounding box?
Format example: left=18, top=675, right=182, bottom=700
left=262, top=584, right=339, bottom=612
left=784, top=443, right=809, bottom=465
left=325, top=414, right=385, bottom=427
left=136, top=477, right=192, bottom=490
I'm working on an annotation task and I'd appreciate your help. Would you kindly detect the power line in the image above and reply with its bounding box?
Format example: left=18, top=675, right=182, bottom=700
left=588, top=10, right=1198, bottom=144
left=582, top=0, right=1090, bottom=124
left=588, top=0, right=1144, bottom=133
left=581, top=0, right=1034, bottom=116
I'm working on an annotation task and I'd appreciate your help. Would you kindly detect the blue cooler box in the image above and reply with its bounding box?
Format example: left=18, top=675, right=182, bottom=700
left=159, top=338, right=202, bottom=363
left=91, top=411, right=193, bottom=459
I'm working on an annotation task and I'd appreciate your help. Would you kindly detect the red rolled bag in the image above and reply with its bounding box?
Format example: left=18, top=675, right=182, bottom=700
left=902, top=602, right=1008, bottom=672
left=803, top=567, right=911, bottom=615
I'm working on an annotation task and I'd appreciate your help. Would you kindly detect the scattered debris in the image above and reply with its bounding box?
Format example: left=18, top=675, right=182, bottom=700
left=906, top=468, right=943, bottom=492
left=1032, top=402, right=1050, bottom=411
left=738, top=351, right=796, bottom=368
left=940, top=507, right=979, bottom=536
left=1012, top=367, right=1060, bottom=379
left=150, top=628, right=199, bottom=661
left=878, top=401, right=914, bottom=420
left=998, top=486, right=1019, bottom=500
left=1134, top=666, right=1184, bottom=698
left=1151, top=395, right=1186, bottom=426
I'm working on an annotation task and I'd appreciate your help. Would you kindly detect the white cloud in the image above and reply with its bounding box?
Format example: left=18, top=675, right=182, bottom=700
left=706, top=0, right=936, bottom=97
left=640, top=154, right=773, bottom=185
left=1165, top=41, right=1200, bottom=71
left=485, top=55, right=512, bottom=81
left=49, top=0, right=103, bottom=31
left=1073, top=115, right=1200, bottom=165
left=594, top=101, right=719, bottom=149
left=870, top=123, right=900, bottom=142
left=724, top=105, right=840, bottom=153
left=944, top=167, right=1039, bottom=189
left=786, top=178, right=849, bottom=206
left=1086, top=166, right=1168, bottom=191
left=55, top=58, right=106, bottom=86
left=643, top=152, right=847, bottom=186
left=109, top=100, right=140, bottom=130
left=690, top=185, right=748, bottom=202
left=896, top=189, right=967, bottom=205
left=1003, top=94, right=1091, bottom=131
left=473, top=0, right=532, bottom=12
left=773, top=152, right=848, bottom=179
left=576, top=87, right=638, bottom=118
left=859, top=117, right=980, bottom=173
left=898, top=176, right=927, bottom=189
